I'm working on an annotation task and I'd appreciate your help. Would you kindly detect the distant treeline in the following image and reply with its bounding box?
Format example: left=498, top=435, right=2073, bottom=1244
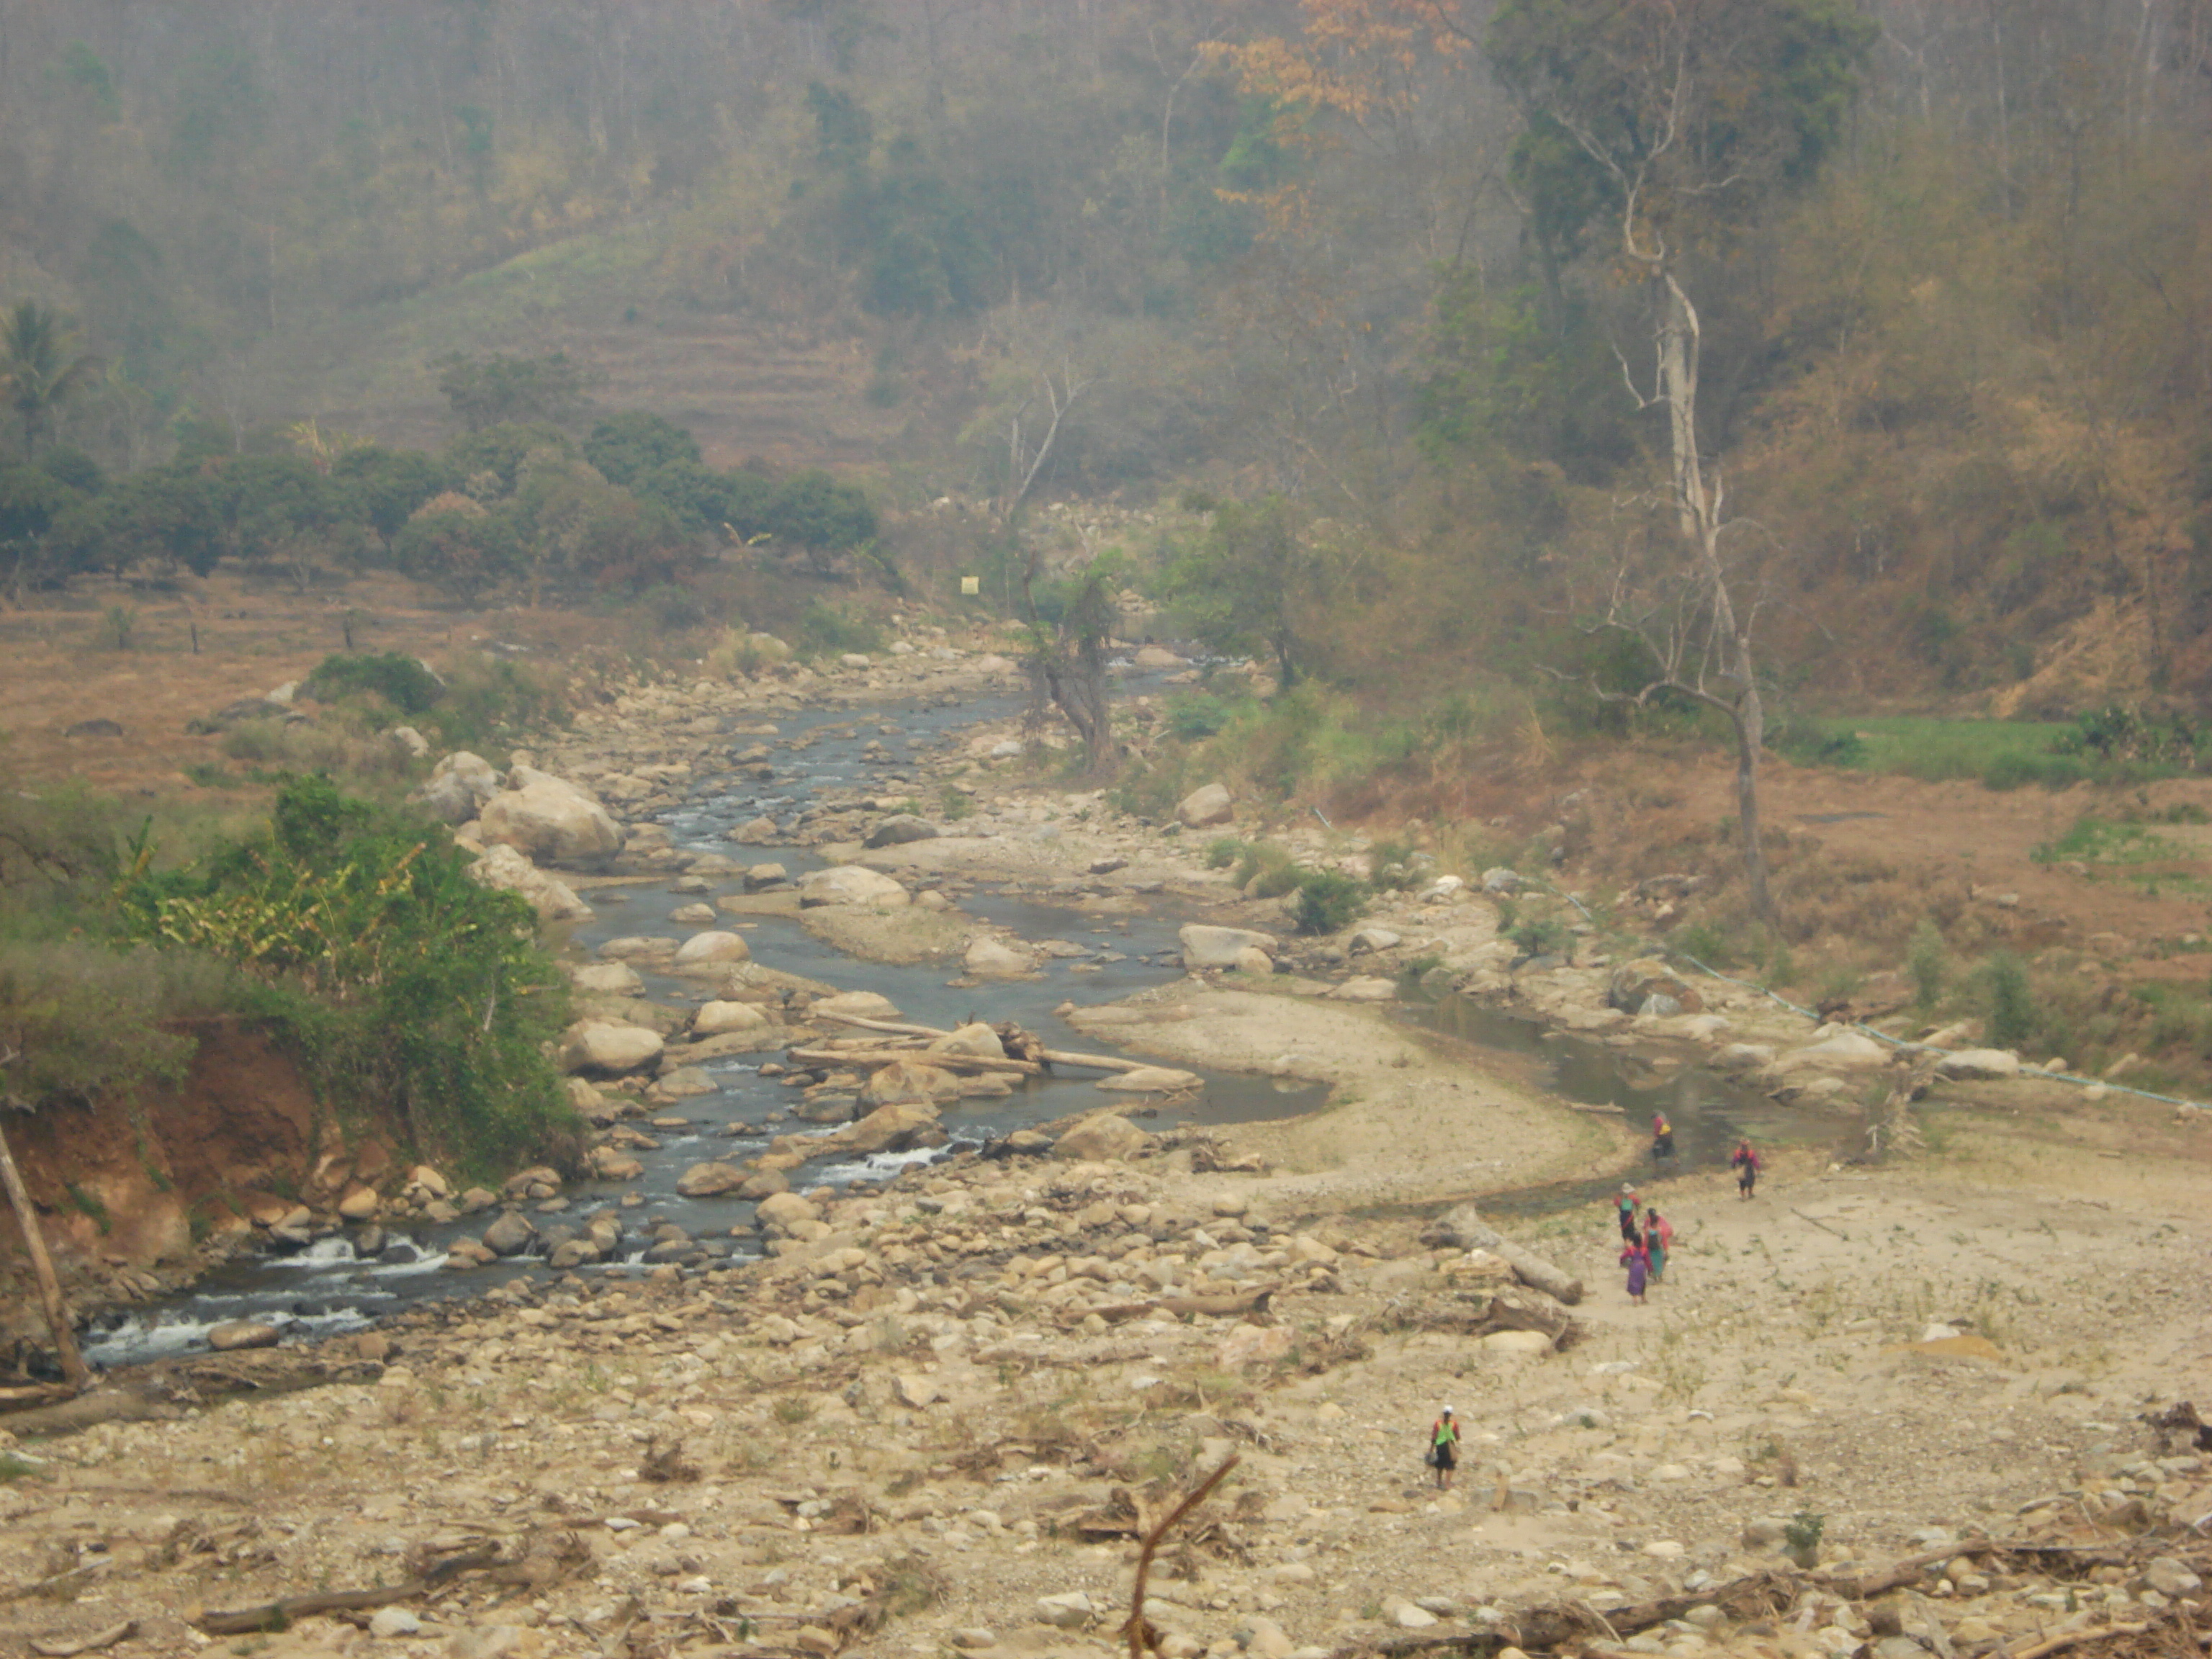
left=0, top=409, right=876, bottom=601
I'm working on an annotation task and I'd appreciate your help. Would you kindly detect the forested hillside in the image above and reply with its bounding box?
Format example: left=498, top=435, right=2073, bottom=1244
left=2, top=0, right=2210, bottom=709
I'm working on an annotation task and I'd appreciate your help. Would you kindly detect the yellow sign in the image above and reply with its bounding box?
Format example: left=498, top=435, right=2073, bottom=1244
left=960, top=575, right=981, bottom=595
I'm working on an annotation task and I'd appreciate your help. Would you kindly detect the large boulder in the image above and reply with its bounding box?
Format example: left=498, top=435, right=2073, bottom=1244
left=694, top=999, right=772, bottom=1037
left=670, top=930, right=752, bottom=973
left=824, top=1100, right=945, bottom=1156
left=675, top=1161, right=747, bottom=1197
left=865, top=814, right=942, bottom=849
left=478, top=768, right=624, bottom=865
left=811, top=990, right=903, bottom=1021
left=859, top=1060, right=963, bottom=1107
left=1770, top=1030, right=1892, bottom=1075
left=1054, top=1114, right=1156, bottom=1162
left=410, top=752, right=501, bottom=824
left=570, top=961, right=644, bottom=997
left=1179, top=923, right=1278, bottom=969
left=755, top=1191, right=821, bottom=1233
left=559, top=1020, right=665, bottom=1076
left=963, top=938, right=1034, bottom=979
left=1607, top=959, right=1704, bottom=1016
left=467, top=842, right=593, bottom=922
left=1934, top=1048, right=2021, bottom=1080
left=1176, top=782, right=1234, bottom=828
left=481, top=1211, right=536, bottom=1256
left=799, top=866, right=911, bottom=908
left=930, top=1022, right=1007, bottom=1059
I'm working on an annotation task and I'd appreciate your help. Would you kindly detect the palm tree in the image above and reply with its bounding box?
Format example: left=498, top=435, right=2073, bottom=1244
left=0, top=300, right=101, bottom=460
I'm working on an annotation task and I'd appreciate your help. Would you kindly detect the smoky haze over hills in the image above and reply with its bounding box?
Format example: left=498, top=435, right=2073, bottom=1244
left=1, top=0, right=2210, bottom=697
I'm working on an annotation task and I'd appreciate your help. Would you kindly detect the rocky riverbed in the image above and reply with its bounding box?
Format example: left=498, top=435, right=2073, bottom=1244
left=6, top=633, right=2211, bottom=1659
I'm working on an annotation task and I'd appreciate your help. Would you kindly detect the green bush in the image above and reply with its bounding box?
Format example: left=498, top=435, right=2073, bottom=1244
left=1982, top=751, right=2087, bottom=791
left=1165, top=692, right=1235, bottom=740
left=1204, top=837, right=1246, bottom=870
left=0, top=941, right=226, bottom=1107
left=427, top=656, right=568, bottom=752
left=1509, top=914, right=1573, bottom=958
left=1984, top=952, right=2034, bottom=1050
left=303, top=652, right=446, bottom=717
left=1366, top=837, right=1421, bottom=891
left=792, top=601, right=885, bottom=658
left=1291, top=868, right=1367, bottom=935
left=1233, top=841, right=1301, bottom=898
left=119, top=775, right=578, bottom=1175
left=1905, top=920, right=1947, bottom=1010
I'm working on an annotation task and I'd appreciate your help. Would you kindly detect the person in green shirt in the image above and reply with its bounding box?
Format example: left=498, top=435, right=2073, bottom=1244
left=1429, top=1406, right=1460, bottom=1490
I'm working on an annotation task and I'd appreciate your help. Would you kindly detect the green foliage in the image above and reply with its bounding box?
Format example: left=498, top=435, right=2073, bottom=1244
left=2057, top=704, right=2200, bottom=769
left=302, top=652, right=445, bottom=718
left=117, top=776, right=577, bottom=1174
left=1233, top=840, right=1301, bottom=897
left=0, top=299, right=100, bottom=458
left=99, top=603, right=137, bottom=649
left=1204, top=837, right=1245, bottom=870
left=2028, top=816, right=2177, bottom=868
left=1165, top=692, right=1236, bottom=740
left=756, top=469, right=877, bottom=551
left=1984, top=953, right=2034, bottom=1051
left=443, top=423, right=576, bottom=497
left=1159, top=495, right=1319, bottom=686
left=1905, top=921, right=1947, bottom=1010
left=392, top=506, right=524, bottom=603
left=1366, top=838, right=1421, bottom=891
left=792, top=601, right=884, bottom=658
left=435, top=351, right=590, bottom=432
left=1290, top=868, right=1367, bottom=935
left=332, top=446, right=454, bottom=542
left=0, top=942, right=221, bottom=1109
left=1509, top=914, right=1573, bottom=958
left=426, top=655, right=568, bottom=752
left=939, top=787, right=976, bottom=822
left=583, top=412, right=701, bottom=487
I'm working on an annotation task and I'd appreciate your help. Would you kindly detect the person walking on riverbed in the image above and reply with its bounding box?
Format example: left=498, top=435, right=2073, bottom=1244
left=1651, top=1110, right=1675, bottom=1162
left=1645, top=1206, right=1672, bottom=1283
left=1428, top=1407, right=1461, bottom=1489
left=1615, top=1183, right=1640, bottom=1241
left=1619, top=1235, right=1650, bottom=1304
left=1731, top=1138, right=1761, bottom=1199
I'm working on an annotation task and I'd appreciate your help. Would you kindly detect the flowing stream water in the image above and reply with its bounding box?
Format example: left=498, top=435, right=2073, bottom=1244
left=81, top=683, right=1847, bottom=1367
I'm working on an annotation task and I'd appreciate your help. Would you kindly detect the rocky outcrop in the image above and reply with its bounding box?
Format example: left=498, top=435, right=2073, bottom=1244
left=1176, top=782, right=1233, bottom=827
left=477, top=766, right=625, bottom=865
left=410, top=751, right=501, bottom=825
left=1179, top=923, right=1278, bottom=969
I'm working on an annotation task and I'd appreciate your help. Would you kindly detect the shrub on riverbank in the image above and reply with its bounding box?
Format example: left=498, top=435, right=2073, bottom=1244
left=117, top=775, right=578, bottom=1177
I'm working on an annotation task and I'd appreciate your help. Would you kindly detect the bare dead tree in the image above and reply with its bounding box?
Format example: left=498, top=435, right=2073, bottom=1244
left=999, top=361, right=1122, bottom=775
left=1525, top=17, right=1773, bottom=917
left=1588, top=501, right=1776, bottom=920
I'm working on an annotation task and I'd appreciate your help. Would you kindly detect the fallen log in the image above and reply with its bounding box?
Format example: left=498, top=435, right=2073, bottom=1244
left=1038, top=1046, right=1156, bottom=1076
left=0, top=1382, right=76, bottom=1411
left=30, top=1622, right=135, bottom=1658
left=1429, top=1204, right=1584, bottom=1305
left=784, top=1046, right=1043, bottom=1077
left=194, top=1542, right=497, bottom=1635
left=813, top=1012, right=954, bottom=1039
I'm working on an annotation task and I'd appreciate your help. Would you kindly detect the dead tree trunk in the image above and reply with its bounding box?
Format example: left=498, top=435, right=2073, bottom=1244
left=0, top=1111, right=90, bottom=1390
left=1649, top=271, right=1772, bottom=921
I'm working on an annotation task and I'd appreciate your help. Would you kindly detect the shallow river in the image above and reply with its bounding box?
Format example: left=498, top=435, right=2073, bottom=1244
left=82, top=684, right=1845, bottom=1367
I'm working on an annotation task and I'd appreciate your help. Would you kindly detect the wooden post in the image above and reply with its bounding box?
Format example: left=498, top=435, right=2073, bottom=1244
left=0, top=1113, right=91, bottom=1390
